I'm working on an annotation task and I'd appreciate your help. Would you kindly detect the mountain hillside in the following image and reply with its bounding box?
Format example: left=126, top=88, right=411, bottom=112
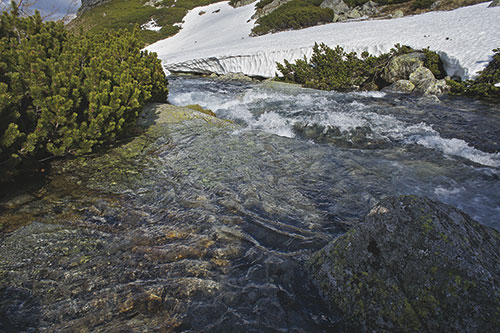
left=70, top=0, right=223, bottom=45
left=71, top=0, right=489, bottom=45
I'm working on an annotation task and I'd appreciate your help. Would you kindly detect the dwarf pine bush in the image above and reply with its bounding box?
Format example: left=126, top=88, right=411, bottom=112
left=0, top=4, right=168, bottom=180
left=276, top=43, right=446, bottom=92
left=448, top=48, right=500, bottom=102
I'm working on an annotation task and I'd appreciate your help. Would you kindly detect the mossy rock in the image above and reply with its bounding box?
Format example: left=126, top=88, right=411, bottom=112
left=185, top=104, right=217, bottom=117
left=381, top=52, right=426, bottom=83
left=309, top=195, right=500, bottom=332
left=50, top=103, right=235, bottom=194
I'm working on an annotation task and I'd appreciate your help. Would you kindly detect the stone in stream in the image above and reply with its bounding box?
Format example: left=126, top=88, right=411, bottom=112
left=309, top=195, right=500, bottom=332
left=292, top=122, right=391, bottom=149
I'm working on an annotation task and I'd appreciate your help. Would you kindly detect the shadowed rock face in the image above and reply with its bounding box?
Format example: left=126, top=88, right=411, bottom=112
left=309, top=195, right=500, bottom=332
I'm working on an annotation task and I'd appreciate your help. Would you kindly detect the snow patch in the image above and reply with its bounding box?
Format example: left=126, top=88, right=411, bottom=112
left=495, top=82, right=500, bottom=88
left=146, top=2, right=500, bottom=80
left=141, top=19, right=162, bottom=32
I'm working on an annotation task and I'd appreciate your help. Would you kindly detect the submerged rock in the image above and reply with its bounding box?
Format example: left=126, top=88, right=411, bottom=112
left=309, top=195, right=500, bottom=332
left=292, top=122, right=391, bottom=149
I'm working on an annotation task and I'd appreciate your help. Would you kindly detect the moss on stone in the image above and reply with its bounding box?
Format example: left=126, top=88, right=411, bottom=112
left=185, top=104, right=217, bottom=117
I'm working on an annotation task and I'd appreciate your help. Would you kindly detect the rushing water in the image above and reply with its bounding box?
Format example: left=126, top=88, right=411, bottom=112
left=169, top=76, right=500, bottom=229
left=1, top=75, right=499, bottom=331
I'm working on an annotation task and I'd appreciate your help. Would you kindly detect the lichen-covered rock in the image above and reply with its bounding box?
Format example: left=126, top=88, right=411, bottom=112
left=320, top=0, right=350, bottom=14
left=215, top=72, right=255, bottom=82
left=361, top=0, right=378, bottom=15
left=386, top=79, right=415, bottom=93
left=382, top=52, right=426, bottom=83
left=309, top=195, right=500, bottom=332
left=409, top=66, right=436, bottom=90
left=424, top=78, right=450, bottom=95
left=347, top=8, right=361, bottom=19
left=392, top=9, right=404, bottom=18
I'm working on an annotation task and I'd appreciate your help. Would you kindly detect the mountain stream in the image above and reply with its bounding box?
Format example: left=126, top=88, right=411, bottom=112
left=0, top=75, right=499, bottom=331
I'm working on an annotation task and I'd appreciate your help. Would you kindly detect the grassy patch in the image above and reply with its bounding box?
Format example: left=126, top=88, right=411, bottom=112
left=70, top=0, right=222, bottom=46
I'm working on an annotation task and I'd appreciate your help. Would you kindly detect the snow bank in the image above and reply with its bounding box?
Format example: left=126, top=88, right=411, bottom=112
left=146, top=2, right=500, bottom=80
left=141, top=19, right=162, bottom=32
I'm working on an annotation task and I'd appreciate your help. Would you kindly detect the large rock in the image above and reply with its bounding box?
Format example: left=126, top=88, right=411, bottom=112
left=382, top=52, right=426, bottom=83
left=489, top=0, right=500, bottom=7
left=424, top=78, right=450, bottom=95
left=320, top=0, right=350, bottom=14
left=410, top=67, right=437, bottom=93
left=392, top=9, right=404, bottom=18
left=347, top=8, right=361, bottom=19
left=360, top=0, right=378, bottom=15
left=385, top=79, right=415, bottom=93
left=309, top=196, right=500, bottom=332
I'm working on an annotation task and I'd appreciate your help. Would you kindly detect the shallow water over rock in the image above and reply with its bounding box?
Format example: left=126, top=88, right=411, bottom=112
left=1, top=78, right=499, bottom=331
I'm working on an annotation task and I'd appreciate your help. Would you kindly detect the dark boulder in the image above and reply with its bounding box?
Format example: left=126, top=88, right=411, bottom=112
left=309, top=195, right=500, bottom=332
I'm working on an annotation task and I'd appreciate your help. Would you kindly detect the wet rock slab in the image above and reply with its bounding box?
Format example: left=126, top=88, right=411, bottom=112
left=0, top=104, right=340, bottom=331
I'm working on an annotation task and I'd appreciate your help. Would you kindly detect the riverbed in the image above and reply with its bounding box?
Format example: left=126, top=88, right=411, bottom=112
left=0, top=76, right=499, bottom=331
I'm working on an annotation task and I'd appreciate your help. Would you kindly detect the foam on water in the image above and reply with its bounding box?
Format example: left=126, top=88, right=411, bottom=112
left=410, top=135, right=500, bottom=167
left=168, top=77, right=500, bottom=168
left=351, top=91, right=387, bottom=99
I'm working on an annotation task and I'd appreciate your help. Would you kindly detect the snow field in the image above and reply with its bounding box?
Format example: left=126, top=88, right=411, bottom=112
left=146, top=2, right=500, bottom=80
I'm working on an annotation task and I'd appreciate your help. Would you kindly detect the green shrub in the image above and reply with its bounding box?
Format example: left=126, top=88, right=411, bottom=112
left=448, top=48, right=500, bottom=102
left=0, top=6, right=168, bottom=180
left=252, top=0, right=333, bottom=35
left=71, top=0, right=220, bottom=45
left=256, top=0, right=275, bottom=9
left=277, top=43, right=380, bottom=91
left=422, top=48, right=446, bottom=79
left=412, top=0, right=434, bottom=9
left=276, top=43, right=445, bottom=92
